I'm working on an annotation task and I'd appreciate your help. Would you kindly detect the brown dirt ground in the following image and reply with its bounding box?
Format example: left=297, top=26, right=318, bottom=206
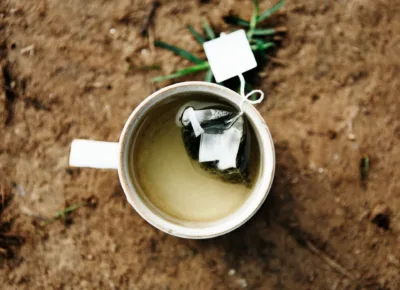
left=1, top=0, right=400, bottom=289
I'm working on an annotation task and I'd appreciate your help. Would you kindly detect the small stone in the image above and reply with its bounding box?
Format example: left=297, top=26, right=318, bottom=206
left=109, top=281, right=116, bottom=289
left=20, top=44, right=35, bottom=55
left=308, top=271, right=315, bottom=282
left=93, top=82, right=103, bottom=88
left=309, top=162, right=317, bottom=171
left=318, top=167, right=324, bottom=174
left=109, top=28, right=116, bottom=34
left=86, top=254, right=93, bottom=260
left=80, top=280, right=90, bottom=288
left=228, top=269, right=236, bottom=276
left=347, top=133, right=356, bottom=141
left=110, top=243, right=117, bottom=253
left=238, top=278, right=248, bottom=288
left=388, top=254, right=399, bottom=265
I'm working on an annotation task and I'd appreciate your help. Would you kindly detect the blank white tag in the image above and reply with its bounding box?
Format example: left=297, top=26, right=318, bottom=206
left=199, top=126, right=242, bottom=170
left=203, top=30, right=257, bottom=83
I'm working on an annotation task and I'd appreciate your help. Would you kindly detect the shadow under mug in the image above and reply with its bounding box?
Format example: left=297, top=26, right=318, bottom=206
left=69, top=82, right=275, bottom=239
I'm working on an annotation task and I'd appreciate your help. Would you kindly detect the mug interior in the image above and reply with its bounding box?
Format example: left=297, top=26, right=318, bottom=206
left=118, top=82, right=275, bottom=239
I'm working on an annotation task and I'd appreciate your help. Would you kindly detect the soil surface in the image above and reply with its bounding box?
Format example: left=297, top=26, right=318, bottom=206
left=1, top=0, right=400, bottom=289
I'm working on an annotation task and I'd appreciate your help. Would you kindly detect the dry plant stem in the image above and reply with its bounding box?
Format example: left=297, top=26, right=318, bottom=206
left=20, top=206, right=48, bottom=221
left=141, top=1, right=160, bottom=36
left=305, top=240, right=356, bottom=281
left=148, top=28, right=156, bottom=54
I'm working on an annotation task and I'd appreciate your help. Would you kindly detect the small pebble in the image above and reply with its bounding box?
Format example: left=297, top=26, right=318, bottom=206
left=109, top=28, right=116, bottom=34
left=80, top=280, right=90, bottom=288
left=347, top=133, right=356, bottom=141
left=228, top=269, right=236, bottom=276
left=109, top=243, right=117, bottom=253
left=318, top=167, right=324, bottom=174
left=20, top=44, right=35, bottom=55
left=238, top=278, right=248, bottom=288
left=16, top=184, right=25, bottom=196
left=93, top=82, right=103, bottom=88
left=388, top=254, right=399, bottom=265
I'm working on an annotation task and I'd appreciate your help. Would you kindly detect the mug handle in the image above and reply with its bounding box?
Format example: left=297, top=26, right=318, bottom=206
left=69, top=139, right=119, bottom=169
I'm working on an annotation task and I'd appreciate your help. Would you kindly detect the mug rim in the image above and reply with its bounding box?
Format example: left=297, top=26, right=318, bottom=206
left=118, top=81, right=275, bottom=239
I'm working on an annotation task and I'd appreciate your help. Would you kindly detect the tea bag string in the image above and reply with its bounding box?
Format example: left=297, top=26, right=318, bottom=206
left=238, top=74, right=264, bottom=111
left=224, top=74, right=264, bottom=126
left=218, top=32, right=264, bottom=113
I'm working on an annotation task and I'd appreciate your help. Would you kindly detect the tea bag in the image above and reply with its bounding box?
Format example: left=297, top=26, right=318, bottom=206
left=176, top=102, right=251, bottom=184
left=174, top=30, right=266, bottom=184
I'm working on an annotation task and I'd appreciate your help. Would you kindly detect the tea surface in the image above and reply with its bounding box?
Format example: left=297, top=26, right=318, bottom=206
left=131, top=97, right=259, bottom=222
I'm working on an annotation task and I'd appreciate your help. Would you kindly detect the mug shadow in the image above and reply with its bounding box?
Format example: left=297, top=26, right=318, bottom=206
left=185, top=141, right=318, bottom=286
left=110, top=141, right=348, bottom=288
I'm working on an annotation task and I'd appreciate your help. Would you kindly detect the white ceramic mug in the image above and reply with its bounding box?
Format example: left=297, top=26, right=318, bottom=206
left=69, top=82, right=275, bottom=239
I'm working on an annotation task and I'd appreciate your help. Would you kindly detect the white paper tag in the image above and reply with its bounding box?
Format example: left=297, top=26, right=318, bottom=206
left=203, top=30, right=257, bottom=83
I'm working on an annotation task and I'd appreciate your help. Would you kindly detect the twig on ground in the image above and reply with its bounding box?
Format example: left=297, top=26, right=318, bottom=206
left=20, top=206, right=48, bottom=221
left=305, top=240, right=356, bottom=280
left=141, top=1, right=160, bottom=36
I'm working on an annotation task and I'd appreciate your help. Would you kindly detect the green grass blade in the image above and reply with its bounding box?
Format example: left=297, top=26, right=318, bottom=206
left=251, top=38, right=266, bottom=44
left=223, top=15, right=250, bottom=26
left=204, top=68, right=213, bottom=82
left=247, top=0, right=260, bottom=40
left=252, top=0, right=260, bottom=15
left=360, top=156, right=370, bottom=182
left=258, top=0, right=285, bottom=23
left=55, top=203, right=86, bottom=219
left=252, top=28, right=276, bottom=36
left=154, top=40, right=204, bottom=64
left=187, top=25, right=205, bottom=44
left=46, top=202, right=86, bottom=224
left=203, top=19, right=215, bottom=39
left=251, top=42, right=275, bottom=51
left=152, top=62, right=210, bottom=82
